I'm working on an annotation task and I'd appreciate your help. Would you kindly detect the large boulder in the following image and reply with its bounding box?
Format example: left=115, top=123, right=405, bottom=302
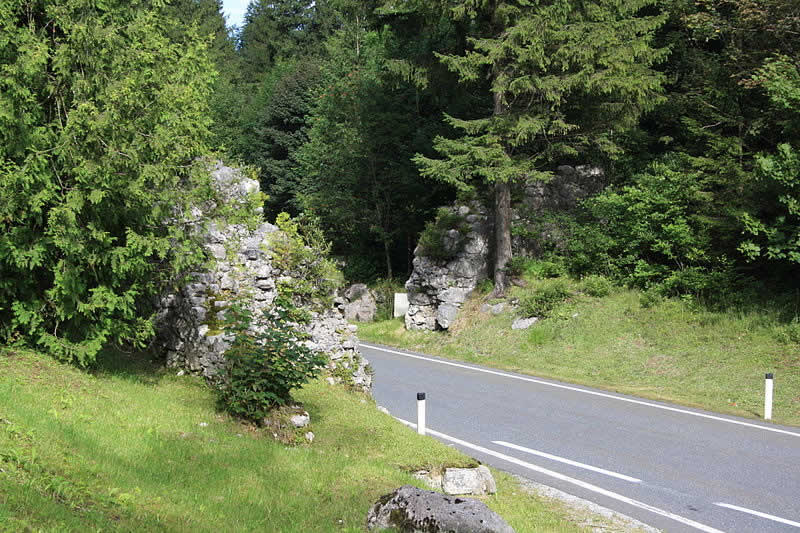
left=341, top=283, right=377, bottom=322
left=155, top=161, right=371, bottom=392
left=404, top=203, right=492, bottom=331
left=366, top=485, right=515, bottom=533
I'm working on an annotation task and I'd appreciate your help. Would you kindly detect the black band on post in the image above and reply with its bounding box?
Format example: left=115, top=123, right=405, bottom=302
left=417, top=392, right=426, bottom=401
left=766, top=373, right=774, bottom=380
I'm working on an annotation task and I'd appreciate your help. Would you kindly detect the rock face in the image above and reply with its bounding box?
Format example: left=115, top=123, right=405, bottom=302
left=339, top=283, right=377, bottom=322
left=156, top=162, right=371, bottom=392
left=366, top=485, right=515, bottom=533
left=404, top=166, right=604, bottom=331
left=514, top=165, right=605, bottom=257
left=405, top=204, right=492, bottom=331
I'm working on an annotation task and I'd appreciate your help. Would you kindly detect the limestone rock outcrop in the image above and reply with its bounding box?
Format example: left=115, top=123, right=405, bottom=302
left=338, top=283, right=377, bottom=322
left=156, top=162, right=371, bottom=392
left=366, top=485, right=514, bottom=533
left=404, top=204, right=492, bottom=331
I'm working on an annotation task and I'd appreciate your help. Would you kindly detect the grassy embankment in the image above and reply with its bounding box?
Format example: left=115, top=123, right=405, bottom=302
left=359, top=275, right=800, bottom=427
left=0, top=347, right=606, bottom=532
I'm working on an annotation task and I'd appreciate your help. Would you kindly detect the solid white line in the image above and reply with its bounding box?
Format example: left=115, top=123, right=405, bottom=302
left=395, top=417, right=724, bottom=533
left=715, top=503, right=800, bottom=528
left=362, top=342, right=800, bottom=438
left=492, top=440, right=641, bottom=483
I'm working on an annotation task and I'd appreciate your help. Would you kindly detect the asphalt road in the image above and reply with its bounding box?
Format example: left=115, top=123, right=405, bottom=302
left=360, top=342, right=800, bottom=533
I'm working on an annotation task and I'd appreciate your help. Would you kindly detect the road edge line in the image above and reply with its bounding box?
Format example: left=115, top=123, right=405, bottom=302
left=362, top=342, right=800, bottom=438
left=395, top=417, right=724, bottom=533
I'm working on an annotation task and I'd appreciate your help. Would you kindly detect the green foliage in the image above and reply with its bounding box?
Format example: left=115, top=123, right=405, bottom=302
left=416, top=207, right=470, bottom=261
left=568, top=156, right=733, bottom=296
left=0, top=0, right=216, bottom=365
left=518, top=280, right=571, bottom=319
left=269, top=213, right=344, bottom=310
left=217, top=303, right=326, bottom=421
left=581, top=275, right=613, bottom=298
left=369, top=278, right=406, bottom=321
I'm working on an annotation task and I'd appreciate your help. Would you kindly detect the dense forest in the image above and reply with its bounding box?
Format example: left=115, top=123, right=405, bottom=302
left=2, top=0, right=799, bottom=361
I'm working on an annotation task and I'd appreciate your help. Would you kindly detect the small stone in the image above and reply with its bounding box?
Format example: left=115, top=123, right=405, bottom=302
left=198, top=422, right=208, bottom=427
left=512, top=317, right=538, bottom=330
left=377, top=405, right=390, bottom=415
left=290, top=412, right=310, bottom=428
left=305, top=431, right=314, bottom=443
left=326, top=377, right=337, bottom=385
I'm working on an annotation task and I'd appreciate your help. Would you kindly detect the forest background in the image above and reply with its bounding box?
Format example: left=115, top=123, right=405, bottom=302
left=2, top=0, right=800, bottom=361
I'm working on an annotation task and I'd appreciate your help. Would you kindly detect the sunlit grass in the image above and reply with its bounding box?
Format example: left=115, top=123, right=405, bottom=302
left=0, top=348, right=590, bottom=532
left=359, top=280, right=800, bottom=427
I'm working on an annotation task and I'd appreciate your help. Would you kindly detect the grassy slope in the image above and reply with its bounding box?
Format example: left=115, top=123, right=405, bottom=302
left=0, top=348, right=592, bottom=532
left=359, top=281, right=800, bottom=427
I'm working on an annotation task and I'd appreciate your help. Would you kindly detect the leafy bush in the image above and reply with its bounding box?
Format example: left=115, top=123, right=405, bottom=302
left=567, top=156, right=730, bottom=298
left=580, top=275, right=613, bottom=297
left=506, top=257, right=566, bottom=279
left=218, top=303, right=326, bottom=421
left=270, top=213, right=344, bottom=310
left=518, top=280, right=571, bottom=318
left=417, top=208, right=470, bottom=261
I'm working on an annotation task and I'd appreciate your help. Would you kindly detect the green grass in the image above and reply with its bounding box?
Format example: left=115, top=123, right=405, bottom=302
left=0, top=348, right=593, bottom=532
left=359, top=279, right=800, bottom=427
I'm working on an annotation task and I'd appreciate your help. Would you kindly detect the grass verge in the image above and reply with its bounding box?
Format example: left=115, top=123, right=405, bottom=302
left=0, top=347, right=596, bottom=532
left=358, top=279, right=800, bottom=427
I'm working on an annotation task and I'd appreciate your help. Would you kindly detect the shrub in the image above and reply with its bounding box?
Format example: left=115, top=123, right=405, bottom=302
left=518, top=280, right=571, bottom=318
left=581, top=275, right=612, bottom=297
left=270, top=213, right=344, bottom=310
left=369, top=278, right=406, bottom=321
left=218, top=303, right=326, bottom=421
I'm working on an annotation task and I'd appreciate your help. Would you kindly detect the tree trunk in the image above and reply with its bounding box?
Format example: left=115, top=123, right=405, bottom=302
left=384, top=240, right=393, bottom=280
left=490, top=85, right=512, bottom=297
left=492, top=180, right=512, bottom=297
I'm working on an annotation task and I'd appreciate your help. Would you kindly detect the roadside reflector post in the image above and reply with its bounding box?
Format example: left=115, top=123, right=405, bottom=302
left=417, top=392, right=426, bottom=435
left=765, top=373, right=774, bottom=421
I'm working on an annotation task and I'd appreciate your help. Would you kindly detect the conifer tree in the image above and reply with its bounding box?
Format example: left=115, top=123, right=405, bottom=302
left=415, top=0, right=667, bottom=295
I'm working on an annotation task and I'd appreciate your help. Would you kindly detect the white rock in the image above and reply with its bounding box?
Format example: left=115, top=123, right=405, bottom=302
left=442, top=465, right=497, bottom=495
left=305, top=431, right=314, bottom=443
left=512, top=317, right=538, bottom=330
left=290, top=412, right=310, bottom=428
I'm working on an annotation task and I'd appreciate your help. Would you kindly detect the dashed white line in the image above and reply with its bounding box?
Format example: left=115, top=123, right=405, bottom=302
left=492, top=440, right=641, bottom=483
left=395, top=417, right=724, bottom=533
left=715, top=503, right=800, bottom=528
left=362, top=342, right=800, bottom=438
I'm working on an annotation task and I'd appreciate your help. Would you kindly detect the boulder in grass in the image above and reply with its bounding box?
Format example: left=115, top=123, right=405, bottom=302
left=366, top=485, right=515, bottom=533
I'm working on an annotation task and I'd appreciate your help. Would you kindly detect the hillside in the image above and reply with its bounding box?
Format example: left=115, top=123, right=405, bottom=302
left=0, top=347, right=623, bottom=532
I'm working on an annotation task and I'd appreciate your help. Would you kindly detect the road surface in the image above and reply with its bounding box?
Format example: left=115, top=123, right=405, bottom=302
left=360, top=342, right=800, bottom=532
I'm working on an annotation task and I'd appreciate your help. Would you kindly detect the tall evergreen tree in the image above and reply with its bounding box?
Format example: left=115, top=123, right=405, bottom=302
left=0, top=0, right=217, bottom=364
left=415, top=0, right=667, bottom=295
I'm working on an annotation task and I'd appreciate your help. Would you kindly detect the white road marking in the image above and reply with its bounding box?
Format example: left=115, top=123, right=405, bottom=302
left=492, top=440, right=642, bottom=483
left=395, top=417, right=724, bottom=533
left=362, top=342, right=800, bottom=438
left=715, top=503, right=800, bottom=528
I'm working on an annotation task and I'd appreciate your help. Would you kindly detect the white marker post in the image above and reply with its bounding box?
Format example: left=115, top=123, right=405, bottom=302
left=765, top=373, right=774, bottom=421
left=417, top=392, right=426, bottom=435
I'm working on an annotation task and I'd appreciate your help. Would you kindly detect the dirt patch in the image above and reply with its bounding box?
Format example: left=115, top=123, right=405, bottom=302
left=644, top=354, right=680, bottom=376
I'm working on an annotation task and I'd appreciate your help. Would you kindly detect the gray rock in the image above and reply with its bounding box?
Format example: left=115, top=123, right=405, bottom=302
left=290, top=412, right=310, bottom=428
left=511, top=317, right=538, bottom=330
left=442, top=466, right=497, bottom=496
left=154, top=161, right=372, bottom=393
left=342, top=283, right=377, bottom=322
left=436, top=303, right=460, bottom=330
left=366, top=485, right=514, bottom=533
left=480, top=302, right=506, bottom=315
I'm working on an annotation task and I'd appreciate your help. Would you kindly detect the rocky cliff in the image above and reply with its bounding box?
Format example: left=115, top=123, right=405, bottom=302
left=404, top=165, right=604, bottom=331
left=156, top=162, right=371, bottom=391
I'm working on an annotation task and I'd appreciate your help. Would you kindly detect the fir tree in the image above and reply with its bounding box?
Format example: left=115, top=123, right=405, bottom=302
left=415, top=0, right=668, bottom=295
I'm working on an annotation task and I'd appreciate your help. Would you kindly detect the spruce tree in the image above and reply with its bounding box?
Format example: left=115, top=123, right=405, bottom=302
left=415, top=0, right=667, bottom=295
